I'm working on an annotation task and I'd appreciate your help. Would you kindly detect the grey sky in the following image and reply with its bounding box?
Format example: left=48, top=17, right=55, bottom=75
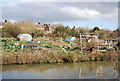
left=2, top=2, right=118, bottom=22
left=0, top=1, right=119, bottom=30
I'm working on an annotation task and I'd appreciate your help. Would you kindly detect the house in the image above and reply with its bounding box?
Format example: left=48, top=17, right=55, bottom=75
left=0, top=22, right=4, bottom=29
left=36, top=23, right=54, bottom=34
left=36, top=24, right=45, bottom=30
left=0, top=20, right=16, bottom=29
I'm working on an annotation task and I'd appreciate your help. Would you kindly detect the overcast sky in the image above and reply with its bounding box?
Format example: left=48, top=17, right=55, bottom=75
left=0, top=0, right=119, bottom=30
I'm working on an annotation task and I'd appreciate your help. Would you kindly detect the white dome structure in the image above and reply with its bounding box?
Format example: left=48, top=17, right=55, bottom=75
left=17, top=34, right=32, bottom=41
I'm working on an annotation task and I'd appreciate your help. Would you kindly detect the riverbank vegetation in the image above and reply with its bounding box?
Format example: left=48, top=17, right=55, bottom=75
left=1, top=38, right=119, bottom=65
left=1, top=20, right=120, bottom=65
left=2, top=49, right=119, bottom=65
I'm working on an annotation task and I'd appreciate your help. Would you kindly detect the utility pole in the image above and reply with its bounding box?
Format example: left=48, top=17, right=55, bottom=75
left=80, top=33, right=82, bottom=52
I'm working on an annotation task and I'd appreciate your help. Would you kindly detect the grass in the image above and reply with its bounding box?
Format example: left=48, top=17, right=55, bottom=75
left=2, top=48, right=119, bottom=65
left=1, top=38, right=119, bottom=65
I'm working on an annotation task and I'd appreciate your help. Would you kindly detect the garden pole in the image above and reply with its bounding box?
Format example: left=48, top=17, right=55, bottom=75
left=80, top=33, right=82, bottom=52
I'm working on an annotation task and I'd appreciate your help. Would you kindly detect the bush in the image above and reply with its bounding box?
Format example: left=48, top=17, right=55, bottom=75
left=2, top=21, right=35, bottom=37
left=53, top=26, right=71, bottom=38
left=32, top=29, right=44, bottom=38
left=2, top=23, right=22, bottom=37
left=93, top=26, right=100, bottom=32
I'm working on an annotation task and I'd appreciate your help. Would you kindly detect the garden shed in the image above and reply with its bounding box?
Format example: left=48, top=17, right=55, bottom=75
left=65, top=37, right=76, bottom=42
left=17, top=34, right=32, bottom=41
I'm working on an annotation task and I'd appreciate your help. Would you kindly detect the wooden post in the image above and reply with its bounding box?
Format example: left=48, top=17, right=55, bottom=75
left=80, top=33, right=82, bottom=52
left=96, top=36, right=99, bottom=51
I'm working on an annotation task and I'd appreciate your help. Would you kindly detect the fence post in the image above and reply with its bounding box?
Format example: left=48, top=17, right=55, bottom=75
left=80, top=33, right=82, bottom=52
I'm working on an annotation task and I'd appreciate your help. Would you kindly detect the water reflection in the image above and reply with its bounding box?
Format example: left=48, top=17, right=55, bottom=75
left=2, top=61, right=119, bottom=79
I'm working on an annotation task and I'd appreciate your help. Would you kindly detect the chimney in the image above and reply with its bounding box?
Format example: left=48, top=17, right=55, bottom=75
left=5, top=20, right=7, bottom=23
left=38, top=22, right=40, bottom=25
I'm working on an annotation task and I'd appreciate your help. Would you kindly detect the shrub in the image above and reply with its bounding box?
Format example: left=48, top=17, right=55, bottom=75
left=32, top=29, right=44, bottom=38
left=93, top=26, right=100, bottom=32
left=2, top=23, right=22, bottom=37
left=2, top=21, right=35, bottom=37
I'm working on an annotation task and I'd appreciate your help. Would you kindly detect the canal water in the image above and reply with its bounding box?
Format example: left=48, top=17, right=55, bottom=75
left=2, top=61, right=119, bottom=79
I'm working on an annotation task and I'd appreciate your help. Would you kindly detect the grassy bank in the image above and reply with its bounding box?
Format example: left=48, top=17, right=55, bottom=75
left=2, top=48, right=119, bottom=65
left=1, top=38, right=119, bottom=65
